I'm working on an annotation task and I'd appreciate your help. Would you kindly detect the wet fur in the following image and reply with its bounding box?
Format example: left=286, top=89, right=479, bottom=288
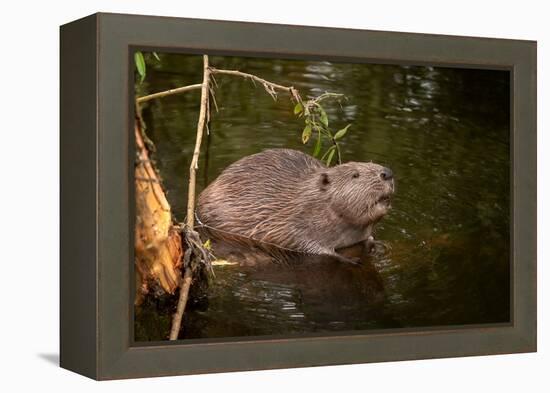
left=196, top=148, right=393, bottom=263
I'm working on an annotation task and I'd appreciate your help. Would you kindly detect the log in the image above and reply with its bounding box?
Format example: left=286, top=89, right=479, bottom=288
left=134, top=121, right=183, bottom=305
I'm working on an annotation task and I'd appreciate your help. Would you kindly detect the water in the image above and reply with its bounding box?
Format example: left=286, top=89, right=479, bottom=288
left=134, top=53, right=510, bottom=341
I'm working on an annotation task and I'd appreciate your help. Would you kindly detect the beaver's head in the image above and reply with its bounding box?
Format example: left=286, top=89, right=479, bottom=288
left=319, top=161, right=395, bottom=226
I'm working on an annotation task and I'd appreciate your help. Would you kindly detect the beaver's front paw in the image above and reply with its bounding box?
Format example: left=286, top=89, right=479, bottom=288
left=366, top=236, right=390, bottom=256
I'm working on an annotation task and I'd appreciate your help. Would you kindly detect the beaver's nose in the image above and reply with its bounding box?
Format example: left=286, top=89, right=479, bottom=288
left=380, top=167, right=393, bottom=181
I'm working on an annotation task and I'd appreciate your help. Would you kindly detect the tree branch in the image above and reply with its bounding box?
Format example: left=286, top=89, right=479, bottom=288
left=186, top=57, right=211, bottom=229
left=136, top=83, right=202, bottom=104
left=208, top=67, right=302, bottom=103
left=309, top=92, right=345, bottom=105
left=169, top=55, right=211, bottom=341
left=169, top=258, right=193, bottom=339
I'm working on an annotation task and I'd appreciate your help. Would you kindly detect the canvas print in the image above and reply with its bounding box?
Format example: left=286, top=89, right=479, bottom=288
left=132, top=52, right=510, bottom=342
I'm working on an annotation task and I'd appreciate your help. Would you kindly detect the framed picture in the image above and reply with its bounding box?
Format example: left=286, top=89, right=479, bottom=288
left=60, top=12, right=536, bottom=380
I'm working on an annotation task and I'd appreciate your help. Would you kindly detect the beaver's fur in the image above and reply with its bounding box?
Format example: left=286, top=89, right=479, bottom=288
left=196, top=148, right=394, bottom=264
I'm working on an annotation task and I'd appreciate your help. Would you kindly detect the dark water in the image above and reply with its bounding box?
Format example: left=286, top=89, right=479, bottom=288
left=135, top=53, right=510, bottom=341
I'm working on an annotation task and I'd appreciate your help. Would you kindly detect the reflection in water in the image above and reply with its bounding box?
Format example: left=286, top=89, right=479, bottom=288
left=134, top=54, right=510, bottom=341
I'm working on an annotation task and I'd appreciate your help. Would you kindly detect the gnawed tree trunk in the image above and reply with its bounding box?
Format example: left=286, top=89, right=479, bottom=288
left=134, top=120, right=183, bottom=305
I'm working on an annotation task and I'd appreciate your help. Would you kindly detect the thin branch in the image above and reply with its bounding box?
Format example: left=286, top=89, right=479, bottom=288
left=187, top=57, right=211, bottom=229
left=304, top=92, right=345, bottom=116
left=335, top=142, right=342, bottom=165
left=169, top=55, right=211, bottom=341
left=209, top=85, right=219, bottom=113
left=169, top=253, right=193, bottom=339
left=210, top=73, right=219, bottom=88
left=136, top=83, right=202, bottom=104
left=309, top=92, right=345, bottom=105
left=208, top=67, right=302, bottom=103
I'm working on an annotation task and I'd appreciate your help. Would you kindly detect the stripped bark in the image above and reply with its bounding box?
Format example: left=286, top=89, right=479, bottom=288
left=186, top=56, right=211, bottom=229
left=134, top=121, right=182, bottom=305
left=169, top=55, right=212, bottom=340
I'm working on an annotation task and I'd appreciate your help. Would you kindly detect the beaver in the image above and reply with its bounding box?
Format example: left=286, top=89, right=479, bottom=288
left=196, top=148, right=394, bottom=264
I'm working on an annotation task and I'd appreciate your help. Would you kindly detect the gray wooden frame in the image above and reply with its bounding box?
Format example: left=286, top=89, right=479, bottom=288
left=60, top=12, right=537, bottom=380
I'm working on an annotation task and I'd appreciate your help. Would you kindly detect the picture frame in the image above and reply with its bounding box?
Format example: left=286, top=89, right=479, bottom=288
left=60, top=12, right=536, bottom=380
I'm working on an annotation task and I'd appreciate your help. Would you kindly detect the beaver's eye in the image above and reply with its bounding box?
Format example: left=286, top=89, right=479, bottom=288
left=352, top=172, right=360, bottom=179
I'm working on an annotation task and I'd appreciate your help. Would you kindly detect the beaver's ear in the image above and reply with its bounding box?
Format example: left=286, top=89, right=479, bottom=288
left=319, top=172, right=330, bottom=191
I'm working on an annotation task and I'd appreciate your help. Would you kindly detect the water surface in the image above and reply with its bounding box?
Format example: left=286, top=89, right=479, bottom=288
left=135, top=53, right=510, bottom=341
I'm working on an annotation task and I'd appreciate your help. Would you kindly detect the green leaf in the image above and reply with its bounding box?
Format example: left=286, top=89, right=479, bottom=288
left=203, top=239, right=212, bottom=250
left=312, top=132, right=322, bottom=157
left=318, top=106, right=329, bottom=127
left=152, top=52, right=161, bottom=62
left=294, top=102, right=303, bottom=115
left=134, top=51, right=146, bottom=82
left=334, top=124, right=352, bottom=140
left=302, top=125, right=312, bottom=144
left=320, top=145, right=336, bottom=161
left=326, top=148, right=336, bottom=166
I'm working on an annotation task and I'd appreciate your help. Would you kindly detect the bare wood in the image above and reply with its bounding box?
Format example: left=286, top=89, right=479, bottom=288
left=169, top=55, right=211, bottom=341
left=135, top=128, right=171, bottom=212
left=209, top=67, right=301, bottom=103
left=134, top=122, right=182, bottom=304
left=186, top=55, right=211, bottom=229
left=136, top=83, right=202, bottom=104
